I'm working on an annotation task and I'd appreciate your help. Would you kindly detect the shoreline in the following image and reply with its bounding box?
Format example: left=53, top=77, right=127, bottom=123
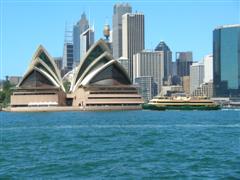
left=3, top=106, right=142, bottom=112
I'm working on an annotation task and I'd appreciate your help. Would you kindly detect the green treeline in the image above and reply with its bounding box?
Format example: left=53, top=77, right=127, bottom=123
left=0, top=81, right=14, bottom=108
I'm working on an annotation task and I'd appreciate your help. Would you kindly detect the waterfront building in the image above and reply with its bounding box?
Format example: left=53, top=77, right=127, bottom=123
left=213, top=24, right=240, bottom=97
left=203, top=54, right=213, bottom=83
left=73, top=12, right=89, bottom=65
left=160, top=85, right=184, bottom=97
left=176, top=51, right=193, bottom=77
left=133, top=50, right=164, bottom=93
left=112, top=3, right=132, bottom=59
left=190, top=62, right=204, bottom=94
left=10, top=40, right=143, bottom=111
left=80, top=27, right=95, bottom=60
left=135, top=76, right=157, bottom=102
left=70, top=39, right=143, bottom=109
left=118, top=57, right=129, bottom=74
left=11, top=45, right=66, bottom=107
left=155, top=41, right=172, bottom=85
left=192, top=81, right=213, bottom=98
left=122, top=13, right=145, bottom=81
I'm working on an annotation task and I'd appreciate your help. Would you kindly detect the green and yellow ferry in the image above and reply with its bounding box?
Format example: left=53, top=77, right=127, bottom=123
left=143, top=96, right=220, bottom=111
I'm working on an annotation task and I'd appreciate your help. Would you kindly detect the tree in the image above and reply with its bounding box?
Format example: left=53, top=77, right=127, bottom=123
left=0, top=80, right=14, bottom=107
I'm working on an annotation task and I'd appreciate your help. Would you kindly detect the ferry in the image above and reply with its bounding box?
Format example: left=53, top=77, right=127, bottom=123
left=143, top=96, right=220, bottom=110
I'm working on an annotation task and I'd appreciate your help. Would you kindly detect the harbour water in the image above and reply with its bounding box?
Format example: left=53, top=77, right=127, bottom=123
left=0, top=110, right=240, bottom=178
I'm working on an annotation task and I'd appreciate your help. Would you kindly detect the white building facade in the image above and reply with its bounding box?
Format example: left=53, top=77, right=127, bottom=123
left=133, top=51, right=164, bottom=93
left=203, top=54, right=213, bottom=83
left=190, top=62, right=204, bottom=94
left=122, top=13, right=145, bottom=81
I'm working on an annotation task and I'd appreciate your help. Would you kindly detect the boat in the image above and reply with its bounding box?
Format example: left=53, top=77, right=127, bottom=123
left=142, top=103, right=166, bottom=111
left=143, top=96, right=221, bottom=111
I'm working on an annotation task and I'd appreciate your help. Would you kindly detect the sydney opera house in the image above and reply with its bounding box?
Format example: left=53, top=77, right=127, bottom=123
left=10, top=39, right=143, bottom=111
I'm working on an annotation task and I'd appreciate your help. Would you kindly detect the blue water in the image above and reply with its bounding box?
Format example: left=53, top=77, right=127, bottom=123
left=0, top=110, right=240, bottom=179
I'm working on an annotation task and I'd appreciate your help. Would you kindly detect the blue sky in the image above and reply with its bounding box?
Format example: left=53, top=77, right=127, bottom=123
left=0, top=0, right=239, bottom=79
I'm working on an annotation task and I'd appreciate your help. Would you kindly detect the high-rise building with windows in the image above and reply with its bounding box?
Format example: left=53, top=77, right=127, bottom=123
left=80, top=27, right=95, bottom=60
left=133, top=50, right=164, bottom=93
left=62, top=23, right=74, bottom=73
left=155, top=41, right=172, bottom=84
left=135, top=76, right=157, bottom=102
left=73, top=12, right=89, bottom=65
left=213, top=24, right=240, bottom=97
left=203, top=54, right=213, bottom=84
left=112, top=3, right=132, bottom=59
left=190, top=62, right=204, bottom=94
left=122, top=13, right=145, bottom=81
left=62, top=43, right=74, bottom=72
left=176, top=51, right=193, bottom=77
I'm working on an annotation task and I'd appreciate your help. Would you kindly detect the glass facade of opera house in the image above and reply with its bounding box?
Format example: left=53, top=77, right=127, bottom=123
left=10, top=39, right=143, bottom=110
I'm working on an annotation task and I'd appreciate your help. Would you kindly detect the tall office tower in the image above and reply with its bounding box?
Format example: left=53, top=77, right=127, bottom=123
left=135, top=76, right=157, bottom=102
left=122, top=13, right=145, bottom=81
left=172, top=61, right=177, bottom=76
left=203, top=54, right=213, bottom=83
left=73, top=12, right=89, bottom=64
left=155, top=41, right=172, bottom=84
left=112, top=3, right=132, bottom=59
left=62, top=23, right=74, bottom=73
left=62, top=43, right=74, bottom=73
left=176, top=51, right=193, bottom=77
left=80, top=27, right=95, bottom=60
left=190, top=62, right=204, bottom=94
left=213, top=24, right=240, bottom=97
left=133, top=51, right=164, bottom=93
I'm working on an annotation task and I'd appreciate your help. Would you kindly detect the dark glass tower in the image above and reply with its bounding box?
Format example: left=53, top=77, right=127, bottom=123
left=155, top=41, right=172, bottom=84
left=176, top=51, right=193, bottom=77
left=213, top=24, right=240, bottom=97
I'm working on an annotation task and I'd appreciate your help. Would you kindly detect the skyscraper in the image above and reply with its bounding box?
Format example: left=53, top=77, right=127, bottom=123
left=80, top=27, right=94, bottom=60
left=203, top=54, right=213, bottom=83
left=135, top=76, right=157, bottom=102
left=62, top=23, right=74, bottom=73
left=190, top=62, right=204, bottom=94
left=112, top=3, right=132, bottom=59
left=213, top=24, right=240, bottom=97
left=73, top=12, right=89, bottom=65
left=62, top=43, right=74, bottom=72
left=122, top=13, right=145, bottom=81
left=155, top=41, right=172, bottom=84
left=133, top=51, right=164, bottom=93
left=176, top=51, right=193, bottom=77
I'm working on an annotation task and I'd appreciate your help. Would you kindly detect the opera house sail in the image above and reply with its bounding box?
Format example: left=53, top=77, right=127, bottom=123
left=11, top=45, right=66, bottom=107
left=9, top=39, right=143, bottom=111
left=69, top=39, right=143, bottom=109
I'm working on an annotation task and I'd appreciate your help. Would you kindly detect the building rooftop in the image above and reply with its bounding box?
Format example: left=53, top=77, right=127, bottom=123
left=215, top=24, right=240, bottom=30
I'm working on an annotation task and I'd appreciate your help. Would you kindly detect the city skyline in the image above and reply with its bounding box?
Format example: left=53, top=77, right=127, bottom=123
left=0, top=0, right=239, bottom=79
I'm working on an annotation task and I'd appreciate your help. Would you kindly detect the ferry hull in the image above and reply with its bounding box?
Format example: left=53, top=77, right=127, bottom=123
left=142, top=104, right=166, bottom=111
left=160, top=105, right=220, bottom=110
left=143, top=104, right=220, bottom=111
